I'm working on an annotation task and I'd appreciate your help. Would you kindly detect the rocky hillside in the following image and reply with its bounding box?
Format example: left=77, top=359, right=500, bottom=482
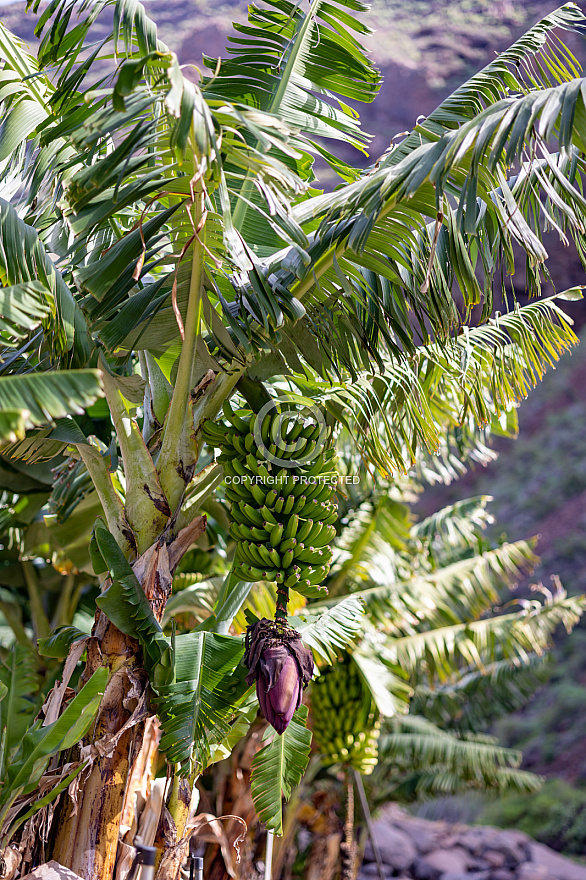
left=3, top=0, right=585, bottom=283
left=1, top=0, right=584, bottom=162
left=359, top=805, right=586, bottom=880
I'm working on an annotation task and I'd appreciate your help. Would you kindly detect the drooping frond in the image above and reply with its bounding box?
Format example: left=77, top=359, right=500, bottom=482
left=387, top=584, right=585, bottom=683
left=0, top=199, right=89, bottom=363
left=291, top=595, right=365, bottom=663
left=412, top=655, right=551, bottom=732
left=280, top=289, right=579, bottom=476
left=370, top=714, right=542, bottom=806
left=412, top=496, right=494, bottom=566
left=382, top=4, right=586, bottom=169
left=322, top=537, right=537, bottom=633
left=0, top=644, right=40, bottom=775
left=201, top=0, right=382, bottom=255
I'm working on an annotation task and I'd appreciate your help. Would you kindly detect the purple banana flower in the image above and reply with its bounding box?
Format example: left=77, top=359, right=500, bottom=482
left=244, top=619, right=314, bottom=734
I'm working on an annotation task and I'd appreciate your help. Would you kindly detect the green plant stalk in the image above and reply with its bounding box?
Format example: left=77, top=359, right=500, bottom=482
left=75, top=444, right=134, bottom=558
left=140, top=351, right=172, bottom=441
left=139, top=352, right=156, bottom=445
left=166, top=768, right=192, bottom=838
left=191, top=368, right=243, bottom=435
left=22, top=561, right=49, bottom=642
left=157, top=172, right=206, bottom=515
left=99, top=363, right=170, bottom=554
left=0, top=601, right=30, bottom=647
left=275, top=584, right=289, bottom=622
left=236, top=375, right=272, bottom=412
left=51, top=573, right=76, bottom=629
left=161, top=363, right=244, bottom=532
left=146, top=352, right=172, bottom=423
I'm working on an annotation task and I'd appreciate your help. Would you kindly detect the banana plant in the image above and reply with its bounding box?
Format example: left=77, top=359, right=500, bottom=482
left=0, top=1, right=586, bottom=879
left=288, top=487, right=583, bottom=880
left=305, top=484, right=584, bottom=794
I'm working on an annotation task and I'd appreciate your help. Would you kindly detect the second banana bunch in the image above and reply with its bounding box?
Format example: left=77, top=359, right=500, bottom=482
left=202, top=401, right=338, bottom=598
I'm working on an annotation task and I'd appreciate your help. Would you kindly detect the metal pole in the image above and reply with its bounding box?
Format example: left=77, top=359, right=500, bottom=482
left=353, top=769, right=386, bottom=880
left=264, top=829, right=274, bottom=880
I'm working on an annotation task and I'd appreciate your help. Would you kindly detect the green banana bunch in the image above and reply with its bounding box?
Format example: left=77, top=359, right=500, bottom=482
left=310, top=653, right=381, bottom=775
left=202, top=401, right=338, bottom=599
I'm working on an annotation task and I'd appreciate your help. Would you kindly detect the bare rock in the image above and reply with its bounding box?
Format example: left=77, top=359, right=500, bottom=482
left=412, top=856, right=441, bottom=880
left=485, top=851, right=506, bottom=869
left=20, top=863, right=83, bottom=880
left=364, top=821, right=417, bottom=871
left=491, top=871, right=515, bottom=880
left=452, top=829, right=486, bottom=856
left=495, top=830, right=532, bottom=864
left=451, top=827, right=529, bottom=863
left=442, top=874, right=490, bottom=880
left=359, top=864, right=393, bottom=878
left=528, top=842, right=586, bottom=880
left=424, top=847, right=471, bottom=874
left=516, top=864, right=551, bottom=880
left=468, top=858, right=492, bottom=871
left=389, top=816, right=445, bottom=855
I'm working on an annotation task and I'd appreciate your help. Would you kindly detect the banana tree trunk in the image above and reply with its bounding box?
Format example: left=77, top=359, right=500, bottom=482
left=49, top=615, right=144, bottom=879
left=49, top=515, right=207, bottom=880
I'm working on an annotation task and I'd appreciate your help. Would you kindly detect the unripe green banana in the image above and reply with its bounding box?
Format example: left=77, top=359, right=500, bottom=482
left=281, top=547, right=295, bottom=568
left=206, top=403, right=338, bottom=595
left=265, top=488, right=278, bottom=508
left=229, top=524, right=244, bottom=541
left=233, top=434, right=248, bottom=457
left=253, top=543, right=273, bottom=567
left=260, top=505, right=278, bottom=525
left=279, top=537, right=297, bottom=553
left=308, top=564, right=330, bottom=585
left=270, top=523, right=284, bottom=547
left=296, top=519, right=314, bottom=543
left=282, top=494, right=295, bottom=515
left=284, top=569, right=301, bottom=588
left=292, top=494, right=308, bottom=515
left=229, top=411, right=251, bottom=433
left=295, top=545, right=328, bottom=565
left=310, top=653, right=381, bottom=774
left=229, top=504, right=247, bottom=525
left=250, top=482, right=266, bottom=506
left=308, top=524, right=336, bottom=548
left=284, top=514, right=300, bottom=539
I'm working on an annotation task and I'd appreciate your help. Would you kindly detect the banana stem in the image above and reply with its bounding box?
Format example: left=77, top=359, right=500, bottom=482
left=236, top=376, right=271, bottom=412
left=157, top=160, right=205, bottom=513
left=340, top=771, right=356, bottom=880
left=22, top=561, right=49, bottom=642
left=275, top=584, right=289, bottom=622
left=167, top=771, right=191, bottom=840
left=354, top=769, right=385, bottom=880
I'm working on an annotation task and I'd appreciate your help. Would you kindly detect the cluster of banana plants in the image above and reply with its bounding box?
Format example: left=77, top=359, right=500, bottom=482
left=0, top=0, right=585, bottom=878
